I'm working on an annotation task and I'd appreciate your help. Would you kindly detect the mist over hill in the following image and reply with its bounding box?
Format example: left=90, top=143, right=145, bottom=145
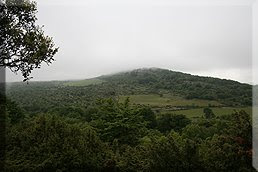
left=6, top=68, right=252, bottom=115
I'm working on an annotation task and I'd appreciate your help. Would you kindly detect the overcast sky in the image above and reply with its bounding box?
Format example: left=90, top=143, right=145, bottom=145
left=6, top=0, right=257, bottom=84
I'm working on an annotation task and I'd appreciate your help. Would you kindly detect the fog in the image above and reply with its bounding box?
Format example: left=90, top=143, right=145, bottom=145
left=6, top=0, right=255, bottom=84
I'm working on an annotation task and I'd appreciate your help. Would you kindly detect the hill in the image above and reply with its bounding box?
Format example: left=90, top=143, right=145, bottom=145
left=6, top=68, right=252, bottom=114
left=98, top=68, right=252, bottom=106
left=4, top=68, right=254, bottom=171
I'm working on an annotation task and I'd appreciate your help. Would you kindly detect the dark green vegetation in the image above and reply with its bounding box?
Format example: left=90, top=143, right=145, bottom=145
left=4, top=68, right=255, bottom=171
left=0, top=0, right=58, bottom=81
left=100, top=68, right=252, bottom=106
left=6, top=68, right=252, bottom=114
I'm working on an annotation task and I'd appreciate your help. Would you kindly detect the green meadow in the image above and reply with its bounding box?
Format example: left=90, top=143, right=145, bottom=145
left=119, top=94, right=252, bottom=119
left=172, top=107, right=252, bottom=118
left=63, top=78, right=104, bottom=86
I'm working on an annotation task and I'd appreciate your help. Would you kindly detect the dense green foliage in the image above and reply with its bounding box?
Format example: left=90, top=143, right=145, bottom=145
left=4, top=98, right=254, bottom=171
left=0, top=0, right=58, bottom=81
left=157, top=113, right=191, bottom=133
left=203, top=107, right=215, bottom=119
left=4, top=68, right=255, bottom=171
left=99, top=68, right=252, bottom=106
left=6, top=114, right=110, bottom=171
left=6, top=68, right=252, bottom=115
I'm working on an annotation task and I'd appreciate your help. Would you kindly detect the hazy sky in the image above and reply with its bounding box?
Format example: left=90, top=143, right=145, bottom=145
left=6, top=0, right=256, bottom=84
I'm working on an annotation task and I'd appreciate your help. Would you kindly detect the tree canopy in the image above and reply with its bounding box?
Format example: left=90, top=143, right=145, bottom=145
left=4, top=98, right=254, bottom=171
left=0, top=0, right=58, bottom=81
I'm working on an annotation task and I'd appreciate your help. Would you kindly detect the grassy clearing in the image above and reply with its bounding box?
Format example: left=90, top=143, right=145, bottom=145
left=119, top=94, right=252, bottom=119
left=63, top=79, right=104, bottom=86
left=119, top=94, right=221, bottom=107
left=172, top=107, right=252, bottom=118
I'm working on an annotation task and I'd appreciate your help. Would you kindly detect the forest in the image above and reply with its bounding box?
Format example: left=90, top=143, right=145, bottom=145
left=1, top=0, right=256, bottom=171
left=2, top=68, right=256, bottom=171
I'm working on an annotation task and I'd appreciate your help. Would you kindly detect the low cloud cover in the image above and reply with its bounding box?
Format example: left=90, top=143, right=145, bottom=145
left=6, top=0, right=255, bottom=84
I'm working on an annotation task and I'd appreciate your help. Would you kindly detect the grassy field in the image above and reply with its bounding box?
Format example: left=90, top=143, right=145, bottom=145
left=171, top=107, right=252, bottom=118
left=119, top=94, right=221, bottom=107
left=63, top=79, right=104, bottom=86
left=119, top=94, right=252, bottom=119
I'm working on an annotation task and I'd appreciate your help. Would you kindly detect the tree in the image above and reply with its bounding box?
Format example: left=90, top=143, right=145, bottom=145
left=6, top=99, right=25, bottom=124
left=199, top=111, right=254, bottom=171
left=89, top=98, right=147, bottom=145
left=157, top=113, right=191, bottom=133
left=203, top=107, right=215, bottom=119
left=138, top=106, right=157, bottom=129
left=145, top=133, right=185, bottom=171
left=0, top=0, right=58, bottom=81
left=6, top=114, right=111, bottom=171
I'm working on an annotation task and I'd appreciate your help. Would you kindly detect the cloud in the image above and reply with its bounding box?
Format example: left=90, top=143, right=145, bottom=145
left=6, top=0, right=253, bottom=84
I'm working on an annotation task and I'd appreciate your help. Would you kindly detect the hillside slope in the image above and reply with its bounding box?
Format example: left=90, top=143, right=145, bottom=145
left=98, top=68, right=252, bottom=106
left=6, top=68, right=252, bottom=114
